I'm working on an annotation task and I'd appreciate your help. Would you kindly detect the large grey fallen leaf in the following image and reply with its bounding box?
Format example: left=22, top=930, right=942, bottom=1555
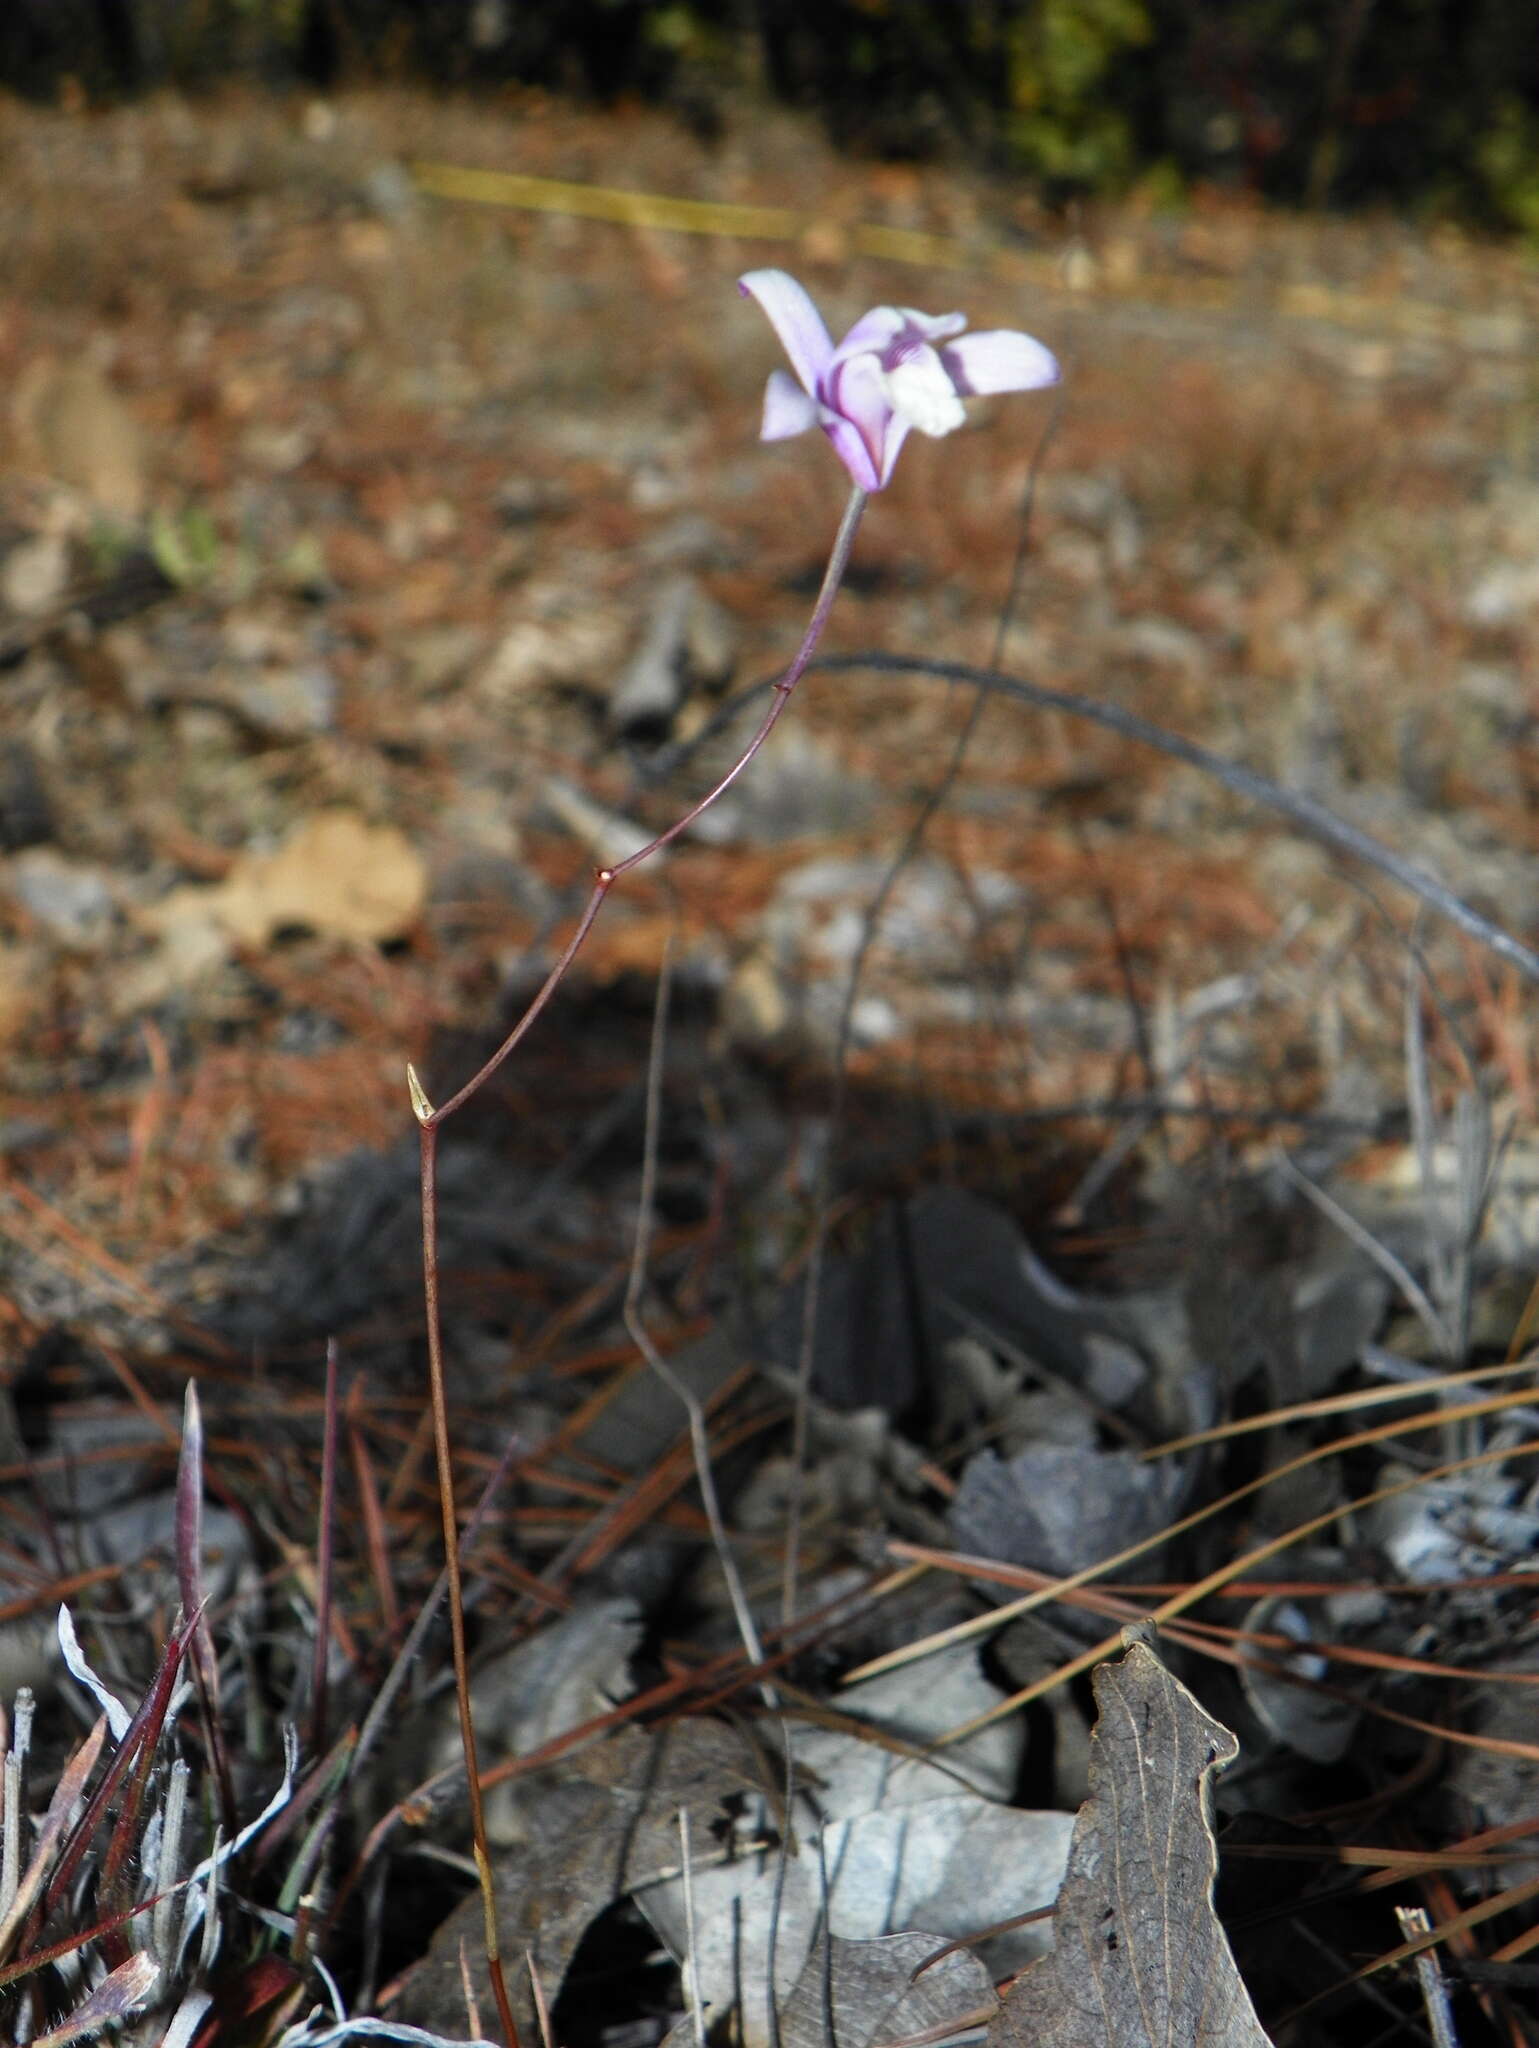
left=989, top=1636, right=1273, bottom=2048
left=639, top=1793, right=1072, bottom=2038
left=812, top=1642, right=1024, bottom=1805
left=638, top=1641, right=1062, bottom=2037
left=661, top=1932, right=994, bottom=2048
left=398, top=1722, right=765, bottom=2045
left=746, top=1931, right=995, bottom=2048
left=757, top=1186, right=1211, bottom=1444
left=949, top=1442, right=1183, bottom=1589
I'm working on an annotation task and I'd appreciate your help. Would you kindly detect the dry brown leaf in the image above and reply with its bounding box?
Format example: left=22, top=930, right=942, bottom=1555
left=988, top=1633, right=1272, bottom=2048
left=147, top=808, right=427, bottom=950
left=11, top=356, right=146, bottom=520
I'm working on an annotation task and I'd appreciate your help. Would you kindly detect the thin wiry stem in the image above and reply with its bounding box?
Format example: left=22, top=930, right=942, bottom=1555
left=403, top=484, right=868, bottom=2048
left=1273, top=1146, right=1452, bottom=1355
left=416, top=1119, right=520, bottom=2048
left=310, top=1340, right=341, bottom=1761
left=821, top=654, right=1539, bottom=982
left=780, top=411, right=1061, bottom=1630
left=424, top=486, right=867, bottom=1128
left=678, top=1808, right=705, bottom=2048
left=623, top=937, right=769, bottom=1683
left=664, top=652, right=1539, bottom=985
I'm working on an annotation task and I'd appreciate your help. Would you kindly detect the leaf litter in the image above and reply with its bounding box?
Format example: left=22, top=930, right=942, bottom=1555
left=4, top=81, right=1539, bottom=2048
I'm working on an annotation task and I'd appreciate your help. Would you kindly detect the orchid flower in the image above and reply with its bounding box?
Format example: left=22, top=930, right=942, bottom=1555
left=738, top=269, right=1059, bottom=492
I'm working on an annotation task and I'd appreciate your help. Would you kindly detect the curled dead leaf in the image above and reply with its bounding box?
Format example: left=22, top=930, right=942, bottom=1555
left=988, top=1634, right=1272, bottom=2048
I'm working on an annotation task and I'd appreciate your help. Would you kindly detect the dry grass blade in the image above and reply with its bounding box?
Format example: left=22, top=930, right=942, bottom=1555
left=884, top=1538, right=1539, bottom=1694
left=28, top=1952, right=160, bottom=2048
left=933, top=1428, right=1539, bottom=1749
left=40, top=1618, right=190, bottom=1932
left=175, top=1382, right=234, bottom=1833
left=346, top=1375, right=402, bottom=1646
left=1144, top=1352, right=1539, bottom=1460
left=412, top=1107, right=521, bottom=2048
left=847, top=1373, right=1539, bottom=1688
left=0, top=1719, right=106, bottom=1970
left=311, top=1339, right=342, bottom=1759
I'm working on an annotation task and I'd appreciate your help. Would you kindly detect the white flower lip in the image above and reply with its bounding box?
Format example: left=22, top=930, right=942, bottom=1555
left=880, top=348, right=968, bottom=438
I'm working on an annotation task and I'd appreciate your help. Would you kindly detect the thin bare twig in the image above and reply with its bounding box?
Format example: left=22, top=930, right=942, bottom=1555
left=668, top=654, right=1539, bottom=984
left=622, top=936, right=767, bottom=1681
left=310, top=1340, right=341, bottom=1761
left=1395, top=1906, right=1461, bottom=2048
left=780, top=405, right=1062, bottom=1630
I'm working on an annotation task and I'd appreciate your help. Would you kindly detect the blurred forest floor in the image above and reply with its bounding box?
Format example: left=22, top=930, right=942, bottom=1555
left=2, top=88, right=1538, bottom=1277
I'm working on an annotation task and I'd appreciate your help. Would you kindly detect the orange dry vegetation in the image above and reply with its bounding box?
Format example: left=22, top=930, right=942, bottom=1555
left=0, top=84, right=1536, bottom=1268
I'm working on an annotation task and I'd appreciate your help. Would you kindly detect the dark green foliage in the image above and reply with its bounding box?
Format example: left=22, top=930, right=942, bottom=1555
left=0, top=0, right=1535, bottom=231
left=1124, top=0, right=1539, bottom=226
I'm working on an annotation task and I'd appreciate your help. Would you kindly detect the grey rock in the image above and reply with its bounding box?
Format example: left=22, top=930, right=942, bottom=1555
left=949, top=1441, right=1182, bottom=1580
left=220, top=662, right=337, bottom=737
left=636, top=511, right=739, bottom=569
left=1, top=533, right=69, bottom=616
left=360, top=160, right=418, bottom=219
left=493, top=475, right=569, bottom=525
left=767, top=853, right=1019, bottom=972
left=609, top=575, right=696, bottom=734
left=403, top=622, right=486, bottom=694
left=688, top=724, right=869, bottom=846
left=30, top=1404, right=178, bottom=1516
left=8, top=848, right=114, bottom=946
left=1119, top=613, right=1208, bottom=671
left=609, top=575, right=739, bottom=736
left=1464, top=558, right=1539, bottom=629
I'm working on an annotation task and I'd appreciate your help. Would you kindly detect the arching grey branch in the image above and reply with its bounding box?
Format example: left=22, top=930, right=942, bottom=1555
left=806, top=652, right=1539, bottom=986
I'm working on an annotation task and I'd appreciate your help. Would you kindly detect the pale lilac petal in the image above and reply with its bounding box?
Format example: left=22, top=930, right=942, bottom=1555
left=740, top=272, right=1057, bottom=489
left=940, top=329, right=1060, bottom=397
left=761, top=369, right=820, bottom=442
left=738, top=270, right=834, bottom=398
left=896, top=307, right=968, bottom=345
left=820, top=411, right=883, bottom=492
left=825, top=350, right=895, bottom=489
left=832, top=305, right=968, bottom=365
left=876, top=412, right=915, bottom=488
left=831, top=304, right=909, bottom=363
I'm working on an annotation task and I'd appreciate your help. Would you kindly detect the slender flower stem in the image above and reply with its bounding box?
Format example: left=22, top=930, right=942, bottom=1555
left=407, top=484, right=867, bottom=2048
left=426, top=484, right=867, bottom=1130
left=417, top=1120, right=521, bottom=2048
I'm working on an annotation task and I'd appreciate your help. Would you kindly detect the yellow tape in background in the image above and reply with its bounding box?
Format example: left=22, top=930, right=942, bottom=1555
left=410, top=159, right=1534, bottom=353
left=410, top=160, right=973, bottom=271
